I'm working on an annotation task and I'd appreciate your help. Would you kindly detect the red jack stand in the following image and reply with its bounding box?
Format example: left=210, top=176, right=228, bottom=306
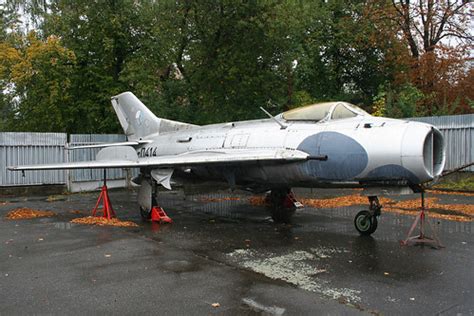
left=150, top=206, right=173, bottom=224
left=401, top=191, right=443, bottom=249
left=91, top=169, right=116, bottom=219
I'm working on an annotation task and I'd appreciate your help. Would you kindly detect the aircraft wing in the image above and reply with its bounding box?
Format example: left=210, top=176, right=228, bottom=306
left=7, top=148, right=309, bottom=171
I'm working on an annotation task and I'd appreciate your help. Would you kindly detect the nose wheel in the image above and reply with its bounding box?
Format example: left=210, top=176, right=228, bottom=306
left=354, top=196, right=381, bottom=236
left=354, top=210, right=378, bottom=235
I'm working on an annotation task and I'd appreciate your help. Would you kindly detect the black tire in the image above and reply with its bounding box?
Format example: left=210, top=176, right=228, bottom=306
left=140, top=206, right=151, bottom=221
left=269, top=189, right=296, bottom=224
left=354, top=210, right=378, bottom=236
left=271, top=206, right=296, bottom=224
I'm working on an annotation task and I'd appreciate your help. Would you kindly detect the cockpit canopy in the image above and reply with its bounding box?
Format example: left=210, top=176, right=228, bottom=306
left=281, top=102, right=369, bottom=122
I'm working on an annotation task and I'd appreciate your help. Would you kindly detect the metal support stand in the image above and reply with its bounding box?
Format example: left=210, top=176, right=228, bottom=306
left=91, top=169, right=116, bottom=219
left=150, top=206, right=173, bottom=224
left=401, top=191, right=443, bottom=249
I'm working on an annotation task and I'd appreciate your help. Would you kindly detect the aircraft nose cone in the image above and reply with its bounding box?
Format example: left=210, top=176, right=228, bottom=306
left=401, top=122, right=446, bottom=183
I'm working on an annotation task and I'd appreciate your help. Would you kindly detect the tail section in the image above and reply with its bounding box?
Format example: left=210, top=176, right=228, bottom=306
left=111, top=92, right=197, bottom=140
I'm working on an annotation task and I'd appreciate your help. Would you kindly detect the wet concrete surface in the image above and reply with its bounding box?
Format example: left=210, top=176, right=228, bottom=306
left=0, top=188, right=473, bottom=315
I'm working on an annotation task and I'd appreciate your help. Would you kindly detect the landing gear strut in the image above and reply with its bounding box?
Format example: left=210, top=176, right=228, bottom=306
left=140, top=206, right=152, bottom=220
left=139, top=179, right=157, bottom=221
left=139, top=178, right=172, bottom=223
left=354, top=196, right=381, bottom=236
left=268, top=188, right=303, bottom=223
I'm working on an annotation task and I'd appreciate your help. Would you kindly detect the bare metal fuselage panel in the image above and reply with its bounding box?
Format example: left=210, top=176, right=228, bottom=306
left=8, top=92, right=446, bottom=193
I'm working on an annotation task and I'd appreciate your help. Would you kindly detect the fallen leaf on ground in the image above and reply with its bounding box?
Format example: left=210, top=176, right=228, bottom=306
left=71, top=216, right=138, bottom=227
left=6, top=208, right=56, bottom=220
left=211, top=303, right=220, bottom=308
left=385, top=197, right=474, bottom=221
left=249, top=193, right=473, bottom=222
left=301, top=195, right=393, bottom=208
left=46, top=195, right=65, bottom=202
left=248, top=196, right=267, bottom=206
left=249, top=194, right=393, bottom=208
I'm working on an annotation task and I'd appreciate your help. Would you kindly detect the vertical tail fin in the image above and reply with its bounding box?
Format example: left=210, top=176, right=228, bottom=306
left=111, top=92, right=196, bottom=140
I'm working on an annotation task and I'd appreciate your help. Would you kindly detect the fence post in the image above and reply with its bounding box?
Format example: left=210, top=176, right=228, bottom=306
left=65, top=138, right=71, bottom=192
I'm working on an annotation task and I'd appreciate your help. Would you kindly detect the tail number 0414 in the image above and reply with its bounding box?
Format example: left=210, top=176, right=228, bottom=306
left=138, top=147, right=157, bottom=157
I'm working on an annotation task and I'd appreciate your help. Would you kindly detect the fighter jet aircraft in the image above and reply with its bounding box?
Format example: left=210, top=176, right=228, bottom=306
left=8, top=92, right=446, bottom=235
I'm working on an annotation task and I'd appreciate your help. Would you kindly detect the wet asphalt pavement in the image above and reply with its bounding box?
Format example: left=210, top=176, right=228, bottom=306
left=0, top=188, right=473, bottom=315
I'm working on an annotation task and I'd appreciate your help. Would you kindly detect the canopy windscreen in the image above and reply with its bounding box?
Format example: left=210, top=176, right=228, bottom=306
left=282, top=102, right=365, bottom=121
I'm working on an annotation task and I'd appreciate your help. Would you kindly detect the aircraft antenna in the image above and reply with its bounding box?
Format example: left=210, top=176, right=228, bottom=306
left=259, top=107, right=287, bottom=130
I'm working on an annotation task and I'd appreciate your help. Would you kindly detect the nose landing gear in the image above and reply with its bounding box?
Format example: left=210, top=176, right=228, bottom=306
left=354, top=196, right=381, bottom=236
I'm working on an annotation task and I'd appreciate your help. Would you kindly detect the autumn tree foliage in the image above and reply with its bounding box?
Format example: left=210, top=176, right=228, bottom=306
left=369, top=0, right=473, bottom=116
left=0, top=31, right=76, bottom=132
left=0, top=1, right=472, bottom=133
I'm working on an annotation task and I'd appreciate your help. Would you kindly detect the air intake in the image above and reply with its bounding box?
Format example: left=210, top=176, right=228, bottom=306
left=423, top=128, right=445, bottom=178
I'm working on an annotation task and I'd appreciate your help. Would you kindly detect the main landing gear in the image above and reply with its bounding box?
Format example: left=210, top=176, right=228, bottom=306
left=139, top=178, right=172, bottom=223
left=354, top=196, right=381, bottom=236
left=267, top=188, right=303, bottom=223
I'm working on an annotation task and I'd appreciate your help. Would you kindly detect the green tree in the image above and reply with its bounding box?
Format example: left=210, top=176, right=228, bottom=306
left=41, top=0, right=153, bottom=132
left=383, top=83, right=425, bottom=118
left=2, top=0, right=470, bottom=133
left=1, top=31, right=76, bottom=132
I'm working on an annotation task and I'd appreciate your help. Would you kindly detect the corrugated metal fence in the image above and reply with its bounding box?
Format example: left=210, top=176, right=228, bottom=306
left=410, top=114, right=474, bottom=172
left=68, top=134, right=127, bottom=182
left=0, top=133, right=130, bottom=190
left=0, top=113, right=473, bottom=190
left=0, top=132, right=66, bottom=186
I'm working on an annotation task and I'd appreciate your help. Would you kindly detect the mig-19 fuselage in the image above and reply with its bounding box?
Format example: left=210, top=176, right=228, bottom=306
left=8, top=92, right=445, bottom=235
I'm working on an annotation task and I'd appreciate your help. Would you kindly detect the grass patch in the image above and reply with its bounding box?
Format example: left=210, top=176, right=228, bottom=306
left=434, top=175, right=474, bottom=191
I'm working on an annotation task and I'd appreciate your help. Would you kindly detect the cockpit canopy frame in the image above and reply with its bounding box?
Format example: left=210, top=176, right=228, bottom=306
left=281, top=102, right=369, bottom=122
